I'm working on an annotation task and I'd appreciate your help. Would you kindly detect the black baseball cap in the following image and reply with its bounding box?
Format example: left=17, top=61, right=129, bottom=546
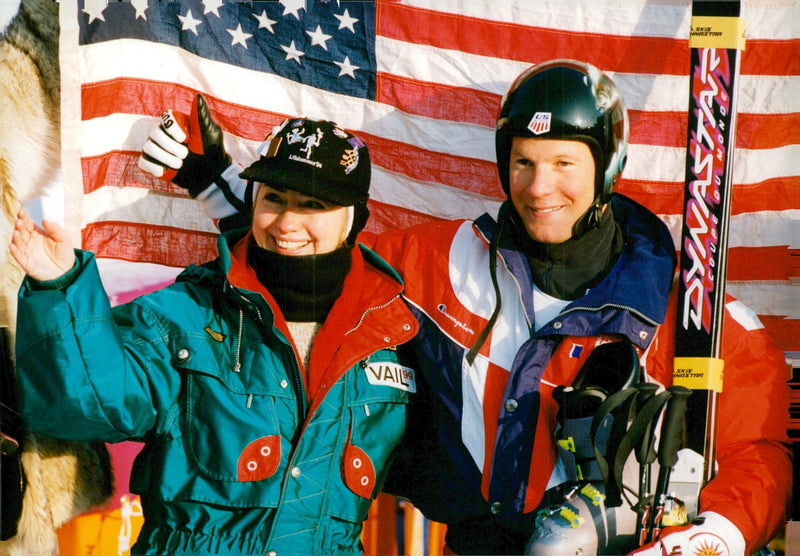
left=240, top=118, right=370, bottom=207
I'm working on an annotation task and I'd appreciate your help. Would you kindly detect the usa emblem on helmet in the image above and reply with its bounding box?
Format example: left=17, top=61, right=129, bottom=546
left=528, top=112, right=551, bottom=135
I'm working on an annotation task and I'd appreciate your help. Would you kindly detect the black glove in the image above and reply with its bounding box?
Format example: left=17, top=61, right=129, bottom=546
left=139, top=93, right=231, bottom=197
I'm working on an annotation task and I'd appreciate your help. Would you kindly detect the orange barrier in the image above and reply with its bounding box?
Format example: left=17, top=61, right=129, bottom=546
left=361, top=493, right=450, bottom=555
left=57, top=496, right=144, bottom=556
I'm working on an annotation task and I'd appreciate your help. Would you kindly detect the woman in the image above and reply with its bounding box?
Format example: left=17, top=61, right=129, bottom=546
left=11, top=118, right=419, bottom=555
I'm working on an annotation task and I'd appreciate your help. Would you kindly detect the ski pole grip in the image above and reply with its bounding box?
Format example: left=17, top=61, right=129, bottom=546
left=634, top=383, right=659, bottom=463
left=657, top=386, right=692, bottom=468
left=635, top=383, right=659, bottom=410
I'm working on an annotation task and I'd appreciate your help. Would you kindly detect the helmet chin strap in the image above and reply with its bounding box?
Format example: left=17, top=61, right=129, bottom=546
left=570, top=197, right=606, bottom=239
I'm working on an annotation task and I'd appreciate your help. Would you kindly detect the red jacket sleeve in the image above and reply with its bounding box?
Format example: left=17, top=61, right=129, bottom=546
left=698, top=298, right=792, bottom=553
left=647, top=291, right=792, bottom=553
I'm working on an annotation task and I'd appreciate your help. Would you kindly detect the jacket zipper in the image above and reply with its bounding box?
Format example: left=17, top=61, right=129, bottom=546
left=503, top=262, right=533, bottom=331
left=233, top=308, right=243, bottom=373
left=555, top=302, right=660, bottom=327
left=344, top=295, right=401, bottom=337
left=227, top=282, right=307, bottom=418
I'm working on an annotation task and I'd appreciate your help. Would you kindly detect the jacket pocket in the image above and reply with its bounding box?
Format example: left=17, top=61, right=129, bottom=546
left=184, top=372, right=282, bottom=482
left=341, top=441, right=375, bottom=499
left=237, top=435, right=281, bottom=482
left=154, top=333, right=295, bottom=507
left=340, top=393, right=407, bottom=498
left=333, top=377, right=409, bottom=525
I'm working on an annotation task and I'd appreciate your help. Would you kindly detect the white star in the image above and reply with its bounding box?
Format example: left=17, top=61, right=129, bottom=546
left=281, top=40, right=305, bottom=65
left=253, top=10, right=278, bottom=33
left=279, top=0, right=306, bottom=20
left=202, top=0, right=224, bottom=18
left=334, top=56, right=359, bottom=78
left=228, top=24, right=253, bottom=49
left=83, top=0, right=107, bottom=23
left=131, top=0, right=148, bottom=20
left=178, top=10, right=203, bottom=35
left=334, top=8, right=358, bottom=33
left=306, top=25, right=332, bottom=51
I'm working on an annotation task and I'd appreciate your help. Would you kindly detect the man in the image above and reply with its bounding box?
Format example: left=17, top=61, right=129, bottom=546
left=140, top=60, right=792, bottom=555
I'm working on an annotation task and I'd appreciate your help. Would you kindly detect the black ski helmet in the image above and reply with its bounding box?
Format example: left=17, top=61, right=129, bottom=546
left=495, top=59, right=629, bottom=204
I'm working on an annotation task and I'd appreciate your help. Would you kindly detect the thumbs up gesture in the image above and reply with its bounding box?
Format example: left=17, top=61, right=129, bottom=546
left=139, top=93, right=231, bottom=197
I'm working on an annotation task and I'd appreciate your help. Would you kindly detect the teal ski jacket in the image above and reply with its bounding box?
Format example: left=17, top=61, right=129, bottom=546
left=15, top=230, right=418, bottom=555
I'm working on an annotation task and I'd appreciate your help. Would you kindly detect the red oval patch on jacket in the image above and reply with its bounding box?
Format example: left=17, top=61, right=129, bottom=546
left=237, top=436, right=281, bottom=482
left=342, top=444, right=375, bottom=499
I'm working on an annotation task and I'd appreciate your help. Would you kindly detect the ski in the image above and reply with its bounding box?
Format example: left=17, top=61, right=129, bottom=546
left=672, top=0, right=745, bottom=494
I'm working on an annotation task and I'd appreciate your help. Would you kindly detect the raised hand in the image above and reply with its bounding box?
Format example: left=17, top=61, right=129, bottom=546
left=138, top=93, right=231, bottom=197
left=9, top=209, right=75, bottom=282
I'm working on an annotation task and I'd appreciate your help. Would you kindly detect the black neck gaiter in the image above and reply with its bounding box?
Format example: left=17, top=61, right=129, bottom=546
left=247, top=239, right=352, bottom=322
left=499, top=202, right=624, bottom=300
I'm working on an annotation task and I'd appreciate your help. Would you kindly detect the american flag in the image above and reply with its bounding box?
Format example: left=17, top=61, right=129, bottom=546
left=59, top=0, right=798, bottom=354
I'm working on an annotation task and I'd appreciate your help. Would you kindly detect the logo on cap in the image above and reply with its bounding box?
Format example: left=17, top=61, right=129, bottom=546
left=528, top=112, right=552, bottom=135
left=287, top=125, right=324, bottom=161
left=341, top=137, right=365, bottom=175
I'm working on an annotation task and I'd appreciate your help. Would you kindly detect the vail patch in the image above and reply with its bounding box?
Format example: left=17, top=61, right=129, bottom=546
left=365, top=363, right=417, bottom=393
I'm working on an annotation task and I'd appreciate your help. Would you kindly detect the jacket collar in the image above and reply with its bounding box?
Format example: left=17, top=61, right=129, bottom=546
left=474, top=194, right=676, bottom=334
left=214, top=228, right=414, bottom=405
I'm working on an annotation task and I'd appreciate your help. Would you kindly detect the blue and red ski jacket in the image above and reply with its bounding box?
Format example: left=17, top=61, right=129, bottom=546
left=372, top=194, right=791, bottom=554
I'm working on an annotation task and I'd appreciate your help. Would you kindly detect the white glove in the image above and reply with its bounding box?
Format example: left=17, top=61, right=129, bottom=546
left=629, top=511, right=745, bottom=556
left=138, top=93, right=246, bottom=220
left=138, top=93, right=231, bottom=197
left=138, top=112, right=189, bottom=179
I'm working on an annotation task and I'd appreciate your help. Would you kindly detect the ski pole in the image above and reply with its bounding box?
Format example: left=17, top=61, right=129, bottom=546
left=633, top=382, right=659, bottom=545
left=644, top=385, right=691, bottom=544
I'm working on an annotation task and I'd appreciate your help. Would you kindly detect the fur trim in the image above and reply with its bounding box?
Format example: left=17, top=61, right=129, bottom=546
left=0, top=434, right=114, bottom=556
left=0, top=0, right=60, bottom=330
left=0, top=3, right=115, bottom=554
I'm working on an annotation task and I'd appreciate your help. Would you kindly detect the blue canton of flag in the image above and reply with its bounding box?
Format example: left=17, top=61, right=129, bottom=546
left=569, top=344, right=584, bottom=359
left=78, top=0, right=376, bottom=100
